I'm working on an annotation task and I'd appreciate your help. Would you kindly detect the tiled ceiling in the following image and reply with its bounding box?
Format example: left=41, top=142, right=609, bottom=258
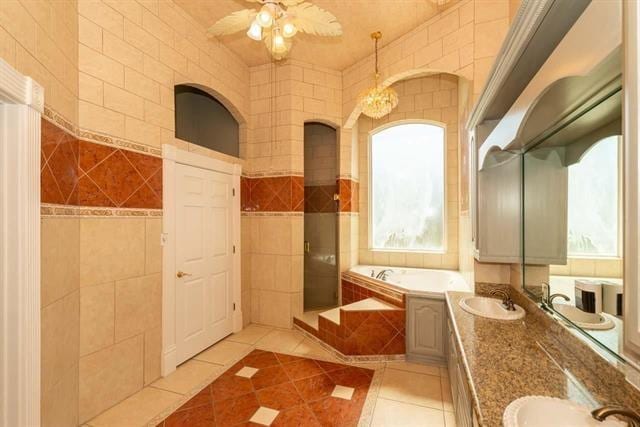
left=176, top=0, right=459, bottom=71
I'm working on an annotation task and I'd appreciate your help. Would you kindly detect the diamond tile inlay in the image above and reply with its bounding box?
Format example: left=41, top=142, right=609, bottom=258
left=249, top=406, right=280, bottom=426
left=331, top=385, right=355, bottom=400
left=235, top=366, right=259, bottom=378
left=155, top=351, right=374, bottom=427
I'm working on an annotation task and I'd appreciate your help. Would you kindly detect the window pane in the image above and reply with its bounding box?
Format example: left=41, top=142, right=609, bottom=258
left=371, top=123, right=445, bottom=251
left=567, top=136, right=619, bottom=257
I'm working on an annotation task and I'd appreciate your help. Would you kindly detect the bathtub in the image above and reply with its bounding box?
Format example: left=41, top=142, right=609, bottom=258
left=345, top=265, right=470, bottom=298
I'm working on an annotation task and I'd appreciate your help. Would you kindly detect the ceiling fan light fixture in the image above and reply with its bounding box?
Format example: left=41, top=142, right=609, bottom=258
left=272, top=28, right=287, bottom=52
left=247, top=20, right=263, bottom=41
left=281, top=19, right=297, bottom=38
left=257, top=5, right=274, bottom=28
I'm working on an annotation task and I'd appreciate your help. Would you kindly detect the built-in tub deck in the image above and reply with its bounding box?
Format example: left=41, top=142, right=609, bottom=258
left=293, top=265, right=470, bottom=359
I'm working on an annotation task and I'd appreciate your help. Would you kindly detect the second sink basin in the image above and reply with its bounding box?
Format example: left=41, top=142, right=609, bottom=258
left=552, top=303, right=615, bottom=330
left=459, top=296, right=525, bottom=321
left=503, top=396, right=626, bottom=427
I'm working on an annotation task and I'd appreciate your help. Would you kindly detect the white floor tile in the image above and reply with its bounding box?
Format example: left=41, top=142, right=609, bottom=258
left=444, top=411, right=457, bottom=427
left=293, top=338, right=338, bottom=361
left=255, top=329, right=305, bottom=352
left=88, top=387, right=182, bottom=427
left=249, top=407, right=279, bottom=426
left=150, top=360, right=221, bottom=395
left=379, top=368, right=443, bottom=410
left=227, top=324, right=273, bottom=344
left=386, top=360, right=441, bottom=376
left=194, top=340, right=252, bottom=365
left=371, top=398, right=445, bottom=427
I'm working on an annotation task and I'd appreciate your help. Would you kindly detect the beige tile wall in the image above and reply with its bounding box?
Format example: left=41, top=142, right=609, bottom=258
left=356, top=74, right=460, bottom=270
left=77, top=216, right=162, bottom=423
left=0, top=0, right=78, bottom=124
left=77, top=0, right=250, bottom=152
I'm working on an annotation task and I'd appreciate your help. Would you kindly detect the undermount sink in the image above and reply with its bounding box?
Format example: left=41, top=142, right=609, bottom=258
left=553, top=303, right=615, bottom=330
left=459, top=296, right=525, bottom=321
left=503, top=396, right=626, bottom=427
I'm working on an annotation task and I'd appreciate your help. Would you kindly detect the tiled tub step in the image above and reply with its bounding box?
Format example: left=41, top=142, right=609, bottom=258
left=293, top=297, right=406, bottom=356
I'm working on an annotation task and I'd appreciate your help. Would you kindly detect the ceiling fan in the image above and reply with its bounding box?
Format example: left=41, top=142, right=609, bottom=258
left=208, top=0, right=343, bottom=60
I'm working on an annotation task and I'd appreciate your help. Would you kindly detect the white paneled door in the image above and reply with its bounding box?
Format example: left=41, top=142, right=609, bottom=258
left=175, top=163, right=234, bottom=364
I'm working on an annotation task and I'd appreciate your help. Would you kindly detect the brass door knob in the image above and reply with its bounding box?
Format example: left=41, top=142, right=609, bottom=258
left=176, top=271, right=192, bottom=278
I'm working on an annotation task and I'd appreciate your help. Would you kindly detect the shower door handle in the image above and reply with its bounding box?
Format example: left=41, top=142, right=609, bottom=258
left=304, top=241, right=311, bottom=253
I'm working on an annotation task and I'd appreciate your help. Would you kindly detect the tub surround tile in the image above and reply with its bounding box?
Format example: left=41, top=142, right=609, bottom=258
left=446, top=290, right=640, bottom=426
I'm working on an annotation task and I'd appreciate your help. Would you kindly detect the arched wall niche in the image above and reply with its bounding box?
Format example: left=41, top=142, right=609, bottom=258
left=174, top=82, right=249, bottom=159
left=344, top=68, right=471, bottom=129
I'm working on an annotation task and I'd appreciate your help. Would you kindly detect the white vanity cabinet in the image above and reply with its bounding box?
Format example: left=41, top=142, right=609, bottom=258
left=406, top=296, right=447, bottom=364
left=447, top=317, right=478, bottom=427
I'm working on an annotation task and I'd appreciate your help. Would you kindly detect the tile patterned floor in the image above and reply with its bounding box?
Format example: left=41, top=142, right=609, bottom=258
left=156, top=349, right=374, bottom=426
left=85, top=324, right=456, bottom=427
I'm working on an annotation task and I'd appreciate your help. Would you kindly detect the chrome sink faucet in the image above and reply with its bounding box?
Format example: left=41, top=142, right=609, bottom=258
left=490, top=288, right=516, bottom=311
left=375, top=269, right=394, bottom=281
left=541, top=282, right=570, bottom=306
left=592, top=406, right=640, bottom=426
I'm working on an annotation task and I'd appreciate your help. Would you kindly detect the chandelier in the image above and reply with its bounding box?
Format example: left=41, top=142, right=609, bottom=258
left=208, top=0, right=342, bottom=61
left=358, top=32, right=399, bottom=119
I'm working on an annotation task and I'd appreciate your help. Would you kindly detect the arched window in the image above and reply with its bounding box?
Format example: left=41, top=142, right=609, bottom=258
left=174, top=85, right=239, bottom=157
left=567, top=135, right=621, bottom=257
left=370, top=122, right=446, bottom=251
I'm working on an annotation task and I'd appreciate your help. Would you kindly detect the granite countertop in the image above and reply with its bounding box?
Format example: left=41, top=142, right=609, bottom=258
left=444, top=291, right=640, bottom=427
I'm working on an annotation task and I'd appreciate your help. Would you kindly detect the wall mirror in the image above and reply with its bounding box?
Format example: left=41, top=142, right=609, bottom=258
left=522, top=50, right=623, bottom=358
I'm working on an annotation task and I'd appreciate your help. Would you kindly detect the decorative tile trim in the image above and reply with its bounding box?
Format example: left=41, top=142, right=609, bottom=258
left=43, top=107, right=161, bottom=158
left=241, top=211, right=304, bottom=217
left=243, top=171, right=304, bottom=178
left=78, top=128, right=162, bottom=158
left=241, top=175, right=304, bottom=213
left=338, top=212, right=360, bottom=217
left=341, top=274, right=406, bottom=307
left=41, top=204, right=162, bottom=217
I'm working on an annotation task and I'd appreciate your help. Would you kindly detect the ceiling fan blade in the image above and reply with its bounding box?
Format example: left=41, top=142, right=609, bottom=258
left=288, top=3, right=343, bottom=37
left=208, top=9, right=258, bottom=36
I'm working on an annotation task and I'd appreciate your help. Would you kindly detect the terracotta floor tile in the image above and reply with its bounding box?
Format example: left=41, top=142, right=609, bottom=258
left=157, top=350, right=372, bottom=427
left=251, top=365, right=290, bottom=390
left=164, top=404, right=215, bottom=427
left=256, top=381, right=304, bottom=410
left=274, top=352, right=305, bottom=364
left=294, top=374, right=336, bottom=403
left=308, top=396, right=362, bottom=427
left=327, top=367, right=374, bottom=389
left=272, top=404, right=322, bottom=427
left=211, top=374, right=254, bottom=402
left=213, top=393, right=260, bottom=426
left=242, top=350, right=280, bottom=369
left=281, top=359, right=324, bottom=381
left=315, top=360, right=346, bottom=373
left=176, top=385, right=212, bottom=411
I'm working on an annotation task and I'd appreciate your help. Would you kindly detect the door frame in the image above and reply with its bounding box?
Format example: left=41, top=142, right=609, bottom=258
left=161, top=144, right=242, bottom=376
left=0, top=58, right=44, bottom=426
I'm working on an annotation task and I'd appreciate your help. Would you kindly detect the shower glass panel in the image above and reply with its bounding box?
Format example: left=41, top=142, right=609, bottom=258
left=303, top=123, right=338, bottom=310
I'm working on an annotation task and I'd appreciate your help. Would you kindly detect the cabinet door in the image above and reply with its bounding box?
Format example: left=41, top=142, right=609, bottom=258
left=407, top=297, right=445, bottom=359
